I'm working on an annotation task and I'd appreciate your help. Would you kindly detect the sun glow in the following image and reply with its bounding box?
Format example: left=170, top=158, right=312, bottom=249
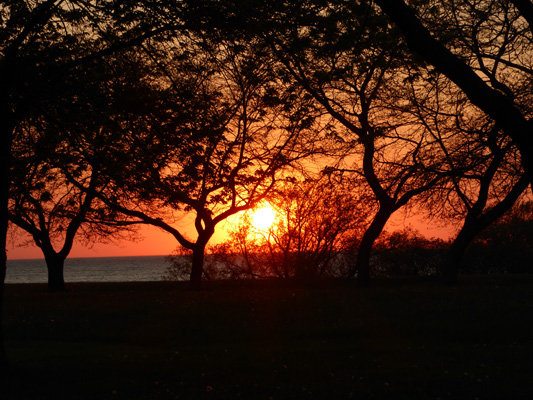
left=251, top=204, right=276, bottom=231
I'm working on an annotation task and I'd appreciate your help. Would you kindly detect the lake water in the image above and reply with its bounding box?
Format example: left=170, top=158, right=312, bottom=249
left=5, top=255, right=174, bottom=284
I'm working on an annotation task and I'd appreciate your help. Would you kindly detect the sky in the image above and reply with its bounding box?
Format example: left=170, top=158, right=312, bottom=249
left=7, top=211, right=456, bottom=260
left=8, top=225, right=178, bottom=260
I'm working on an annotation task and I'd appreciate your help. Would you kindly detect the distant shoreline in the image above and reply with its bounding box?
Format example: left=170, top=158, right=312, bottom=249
left=6, top=254, right=170, bottom=262
left=4, top=255, right=173, bottom=284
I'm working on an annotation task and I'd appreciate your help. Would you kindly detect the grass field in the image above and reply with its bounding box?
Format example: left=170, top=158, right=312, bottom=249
left=2, top=276, right=533, bottom=399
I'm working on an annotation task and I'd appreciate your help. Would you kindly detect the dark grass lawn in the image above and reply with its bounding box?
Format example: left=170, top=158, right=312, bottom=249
left=2, top=276, right=533, bottom=399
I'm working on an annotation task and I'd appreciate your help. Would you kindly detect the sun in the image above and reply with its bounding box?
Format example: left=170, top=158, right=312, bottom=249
left=251, top=204, right=276, bottom=231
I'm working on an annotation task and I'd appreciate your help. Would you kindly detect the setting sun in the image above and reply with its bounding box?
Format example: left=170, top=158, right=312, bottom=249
left=251, top=204, right=276, bottom=231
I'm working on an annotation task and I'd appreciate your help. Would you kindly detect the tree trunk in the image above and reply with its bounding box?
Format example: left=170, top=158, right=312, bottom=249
left=189, top=243, right=206, bottom=290
left=442, top=216, right=488, bottom=284
left=442, top=239, right=466, bottom=286
left=0, top=116, right=14, bottom=370
left=374, top=0, right=533, bottom=188
left=0, top=242, right=6, bottom=371
left=352, top=206, right=394, bottom=287
left=442, top=177, right=529, bottom=284
left=44, top=252, right=67, bottom=292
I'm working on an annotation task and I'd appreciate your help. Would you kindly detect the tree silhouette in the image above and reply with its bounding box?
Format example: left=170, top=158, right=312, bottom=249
left=436, top=133, right=528, bottom=283
left=0, top=0, right=187, bottom=367
left=397, top=65, right=529, bottom=282
left=7, top=55, right=147, bottom=291
left=375, top=0, right=533, bottom=185
left=9, top=126, right=103, bottom=292
left=267, top=177, right=366, bottom=280
left=247, top=1, right=446, bottom=285
left=98, top=34, right=321, bottom=289
left=379, top=0, right=532, bottom=282
left=229, top=177, right=366, bottom=280
left=165, top=176, right=367, bottom=281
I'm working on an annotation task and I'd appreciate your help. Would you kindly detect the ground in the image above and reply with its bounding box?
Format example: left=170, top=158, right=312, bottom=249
left=2, top=276, right=533, bottom=399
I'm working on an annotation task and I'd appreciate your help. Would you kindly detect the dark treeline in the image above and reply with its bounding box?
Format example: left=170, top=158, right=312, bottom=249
left=164, top=201, right=533, bottom=282
left=1, top=0, right=532, bottom=366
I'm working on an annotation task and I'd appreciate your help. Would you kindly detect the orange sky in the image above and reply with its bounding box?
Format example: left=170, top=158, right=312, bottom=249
left=8, top=225, right=176, bottom=260
left=7, top=221, right=232, bottom=260
left=7, top=212, right=456, bottom=260
left=7, top=215, right=241, bottom=260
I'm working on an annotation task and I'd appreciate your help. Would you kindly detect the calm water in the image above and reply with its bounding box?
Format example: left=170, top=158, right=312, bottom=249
left=5, top=255, right=173, bottom=284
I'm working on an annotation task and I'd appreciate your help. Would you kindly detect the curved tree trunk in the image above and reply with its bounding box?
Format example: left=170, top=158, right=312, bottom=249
left=442, top=208, right=529, bottom=285
left=374, top=0, right=533, bottom=187
left=442, top=227, right=478, bottom=285
left=442, top=176, right=530, bottom=284
left=352, top=206, right=395, bottom=287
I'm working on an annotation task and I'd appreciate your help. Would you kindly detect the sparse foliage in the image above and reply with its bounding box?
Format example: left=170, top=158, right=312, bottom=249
left=249, top=0, right=448, bottom=285
left=102, top=32, right=322, bottom=289
left=164, top=177, right=368, bottom=281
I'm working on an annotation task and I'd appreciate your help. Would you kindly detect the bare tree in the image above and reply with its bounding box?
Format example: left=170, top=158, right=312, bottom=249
left=268, top=176, right=367, bottom=279
left=241, top=176, right=367, bottom=279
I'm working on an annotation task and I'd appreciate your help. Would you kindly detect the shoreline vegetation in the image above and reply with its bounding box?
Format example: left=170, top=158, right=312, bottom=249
left=2, top=276, right=533, bottom=399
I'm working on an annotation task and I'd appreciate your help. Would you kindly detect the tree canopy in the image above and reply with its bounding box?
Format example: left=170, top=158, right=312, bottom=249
left=2, top=0, right=532, bottom=293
